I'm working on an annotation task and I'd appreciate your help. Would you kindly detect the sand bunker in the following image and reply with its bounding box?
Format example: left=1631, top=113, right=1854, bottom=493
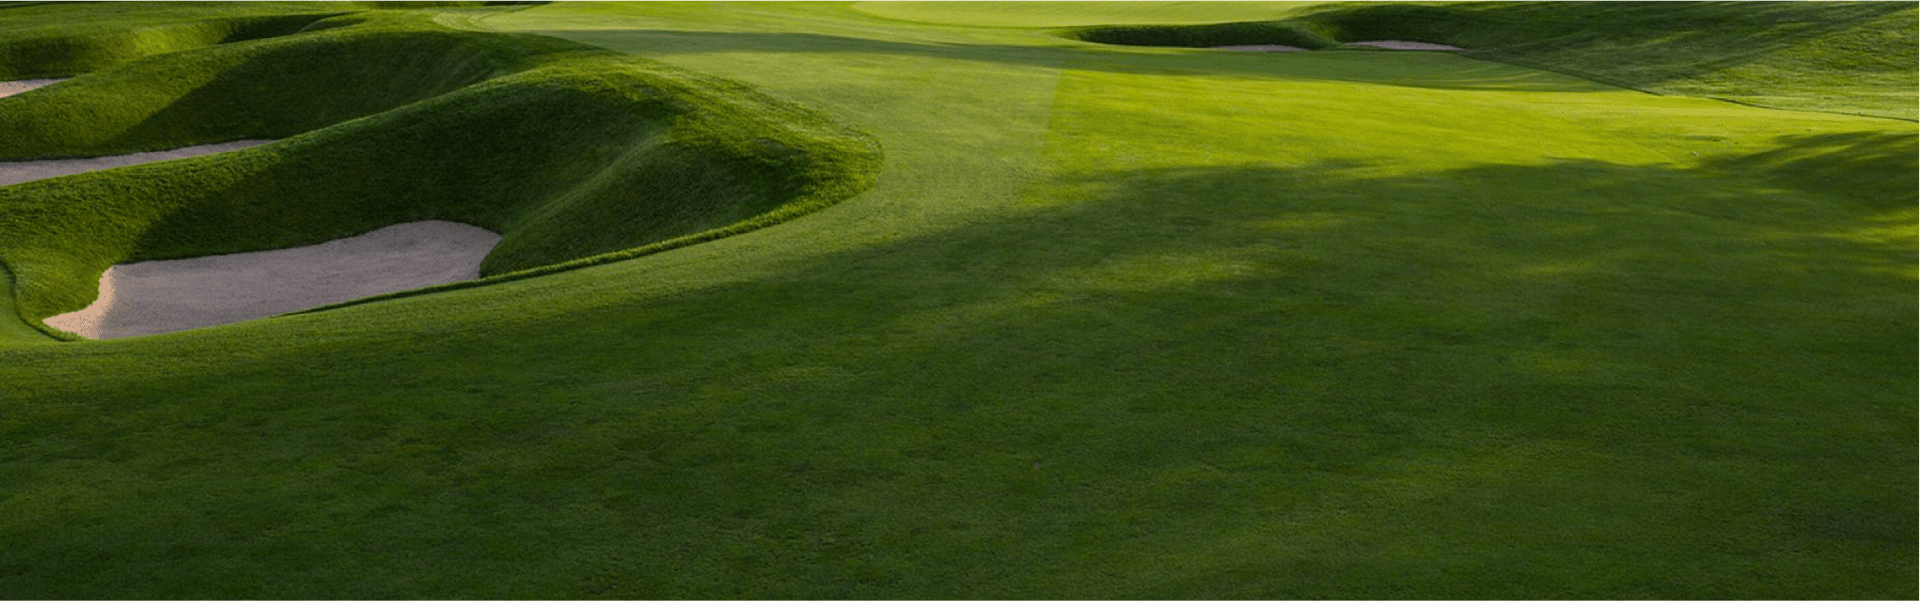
left=44, top=220, right=502, bottom=340
left=1211, top=44, right=1308, bottom=52
left=0, top=140, right=275, bottom=187
left=1346, top=40, right=1463, bottom=51
left=0, top=78, right=67, bottom=99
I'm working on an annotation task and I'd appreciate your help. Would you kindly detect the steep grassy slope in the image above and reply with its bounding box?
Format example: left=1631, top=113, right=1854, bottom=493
left=0, top=266, right=44, bottom=343
left=0, top=8, right=879, bottom=332
left=0, top=1, right=496, bottom=79
left=0, top=2, right=1913, bottom=598
left=1062, top=1, right=1919, bottom=119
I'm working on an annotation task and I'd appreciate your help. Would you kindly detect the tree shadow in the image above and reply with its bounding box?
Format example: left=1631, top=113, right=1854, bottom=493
left=2, top=138, right=1912, bottom=597
left=529, top=28, right=1612, bottom=93
left=1298, top=1, right=1916, bottom=87
left=1705, top=130, right=1918, bottom=212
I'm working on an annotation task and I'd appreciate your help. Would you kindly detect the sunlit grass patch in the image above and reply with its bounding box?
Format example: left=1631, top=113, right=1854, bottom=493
left=0, top=1, right=1911, bottom=597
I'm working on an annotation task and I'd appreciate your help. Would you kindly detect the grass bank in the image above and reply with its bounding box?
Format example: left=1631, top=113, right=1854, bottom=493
left=0, top=1, right=343, bottom=79
left=0, top=8, right=879, bottom=327
left=1063, top=1, right=1918, bottom=119
left=0, top=1, right=1911, bottom=597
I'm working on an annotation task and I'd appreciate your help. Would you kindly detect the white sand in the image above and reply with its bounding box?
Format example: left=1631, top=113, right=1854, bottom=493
left=1211, top=44, right=1308, bottom=52
left=0, top=140, right=275, bottom=186
left=1346, top=40, right=1463, bottom=51
left=0, top=78, right=67, bottom=99
left=44, top=220, right=503, bottom=340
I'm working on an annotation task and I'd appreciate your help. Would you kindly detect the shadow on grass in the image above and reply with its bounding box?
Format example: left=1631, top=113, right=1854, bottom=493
left=1706, top=130, right=1919, bottom=212
left=1297, top=1, right=1916, bottom=87
left=108, top=29, right=536, bottom=149
left=1, top=150, right=1912, bottom=597
left=0, top=261, right=64, bottom=343
left=532, top=28, right=1607, bottom=93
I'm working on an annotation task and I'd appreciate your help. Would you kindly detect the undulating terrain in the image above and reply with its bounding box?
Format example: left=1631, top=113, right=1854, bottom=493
left=0, top=2, right=1913, bottom=597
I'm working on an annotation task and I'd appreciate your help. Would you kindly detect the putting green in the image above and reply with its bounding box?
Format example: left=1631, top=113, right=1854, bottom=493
left=0, top=2, right=1911, bottom=598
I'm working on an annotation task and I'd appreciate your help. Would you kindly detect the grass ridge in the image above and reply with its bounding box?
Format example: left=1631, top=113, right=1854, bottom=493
left=0, top=8, right=881, bottom=332
left=0, top=2, right=1910, bottom=597
left=0, top=2, right=507, bottom=79
left=1061, top=1, right=1918, bottom=120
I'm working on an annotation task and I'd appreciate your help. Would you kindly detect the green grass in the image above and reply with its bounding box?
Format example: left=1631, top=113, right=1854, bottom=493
left=1060, top=1, right=1920, bottom=119
left=1075, top=19, right=1337, bottom=49
left=0, top=1, right=502, bottom=79
left=0, top=1, right=1913, bottom=598
left=848, top=1, right=1328, bottom=28
left=0, top=7, right=880, bottom=323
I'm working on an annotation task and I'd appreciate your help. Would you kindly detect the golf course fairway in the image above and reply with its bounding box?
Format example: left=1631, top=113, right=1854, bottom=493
left=0, top=1, right=1913, bottom=597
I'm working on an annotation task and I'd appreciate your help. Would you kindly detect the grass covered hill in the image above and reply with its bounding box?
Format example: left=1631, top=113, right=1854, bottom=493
left=0, top=2, right=333, bottom=79
left=1067, top=1, right=1920, bottom=119
left=0, top=6, right=880, bottom=337
left=1, top=1, right=1914, bottom=597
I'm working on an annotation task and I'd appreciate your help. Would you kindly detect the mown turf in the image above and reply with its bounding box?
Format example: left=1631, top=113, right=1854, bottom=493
left=0, top=7, right=879, bottom=324
left=1062, top=1, right=1920, bottom=119
left=848, top=1, right=1323, bottom=28
left=0, top=1, right=1913, bottom=598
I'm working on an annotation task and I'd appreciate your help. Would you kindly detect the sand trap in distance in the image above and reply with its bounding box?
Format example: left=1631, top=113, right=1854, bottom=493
left=0, top=78, right=67, bottom=98
left=45, top=220, right=503, bottom=340
left=1346, top=40, right=1464, bottom=51
left=0, top=140, right=275, bottom=186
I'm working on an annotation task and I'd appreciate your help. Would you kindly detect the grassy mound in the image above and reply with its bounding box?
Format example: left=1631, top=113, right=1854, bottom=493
left=0, top=9, right=880, bottom=331
left=1300, top=2, right=1919, bottom=119
left=0, top=2, right=1911, bottom=598
left=1063, top=1, right=1918, bottom=119
left=0, top=2, right=500, bottom=80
